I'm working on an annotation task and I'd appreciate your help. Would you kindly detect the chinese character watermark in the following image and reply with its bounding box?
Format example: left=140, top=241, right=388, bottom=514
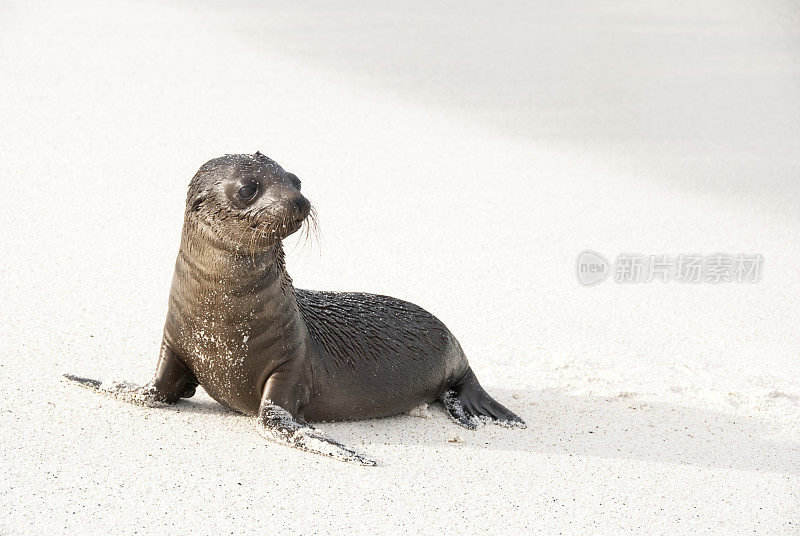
left=576, top=251, right=762, bottom=286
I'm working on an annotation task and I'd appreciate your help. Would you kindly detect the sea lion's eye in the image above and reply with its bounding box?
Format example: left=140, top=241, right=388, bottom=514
left=238, top=183, right=258, bottom=200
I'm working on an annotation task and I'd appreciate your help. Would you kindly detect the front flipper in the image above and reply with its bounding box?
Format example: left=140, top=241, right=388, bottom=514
left=63, top=375, right=173, bottom=407
left=64, top=340, right=198, bottom=408
left=257, top=363, right=377, bottom=466
left=257, top=404, right=377, bottom=466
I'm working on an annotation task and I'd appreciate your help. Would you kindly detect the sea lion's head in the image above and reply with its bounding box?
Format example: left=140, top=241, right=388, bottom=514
left=185, top=152, right=312, bottom=249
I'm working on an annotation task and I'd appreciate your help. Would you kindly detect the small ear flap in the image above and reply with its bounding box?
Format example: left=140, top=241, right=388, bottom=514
left=189, top=195, right=206, bottom=212
left=254, top=151, right=265, bottom=159
left=187, top=184, right=208, bottom=212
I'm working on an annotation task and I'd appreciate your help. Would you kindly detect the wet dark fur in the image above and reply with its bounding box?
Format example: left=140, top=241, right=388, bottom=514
left=297, top=289, right=466, bottom=421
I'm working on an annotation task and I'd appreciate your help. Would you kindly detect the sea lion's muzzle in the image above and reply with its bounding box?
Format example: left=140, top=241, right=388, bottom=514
left=289, top=194, right=311, bottom=225
left=267, top=192, right=311, bottom=237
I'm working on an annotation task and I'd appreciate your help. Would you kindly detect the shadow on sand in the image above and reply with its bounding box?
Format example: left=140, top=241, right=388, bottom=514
left=165, top=386, right=799, bottom=475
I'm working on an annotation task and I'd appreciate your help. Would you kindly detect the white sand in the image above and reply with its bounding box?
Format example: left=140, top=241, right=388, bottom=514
left=1, top=0, right=799, bottom=533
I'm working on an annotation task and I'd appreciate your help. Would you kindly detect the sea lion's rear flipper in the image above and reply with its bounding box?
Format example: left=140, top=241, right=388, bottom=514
left=441, top=367, right=526, bottom=430
left=63, top=340, right=198, bottom=408
left=257, top=404, right=377, bottom=466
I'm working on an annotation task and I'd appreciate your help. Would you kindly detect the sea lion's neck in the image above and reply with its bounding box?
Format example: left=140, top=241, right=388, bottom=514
left=178, top=218, right=293, bottom=292
left=166, top=218, right=305, bottom=349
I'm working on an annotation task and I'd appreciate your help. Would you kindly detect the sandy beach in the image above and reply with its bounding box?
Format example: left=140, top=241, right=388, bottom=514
left=1, top=1, right=798, bottom=533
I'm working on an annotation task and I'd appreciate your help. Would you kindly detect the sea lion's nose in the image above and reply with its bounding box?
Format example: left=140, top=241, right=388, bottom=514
left=291, top=195, right=310, bottom=221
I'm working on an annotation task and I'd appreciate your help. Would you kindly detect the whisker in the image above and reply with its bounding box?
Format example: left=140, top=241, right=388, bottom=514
left=308, top=206, right=323, bottom=257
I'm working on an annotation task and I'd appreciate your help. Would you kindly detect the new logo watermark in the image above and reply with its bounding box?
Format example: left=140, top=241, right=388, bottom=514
left=576, top=250, right=610, bottom=286
left=576, top=251, right=763, bottom=286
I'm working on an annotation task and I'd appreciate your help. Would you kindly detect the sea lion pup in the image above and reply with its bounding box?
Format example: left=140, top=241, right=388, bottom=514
left=66, top=152, right=525, bottom=465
